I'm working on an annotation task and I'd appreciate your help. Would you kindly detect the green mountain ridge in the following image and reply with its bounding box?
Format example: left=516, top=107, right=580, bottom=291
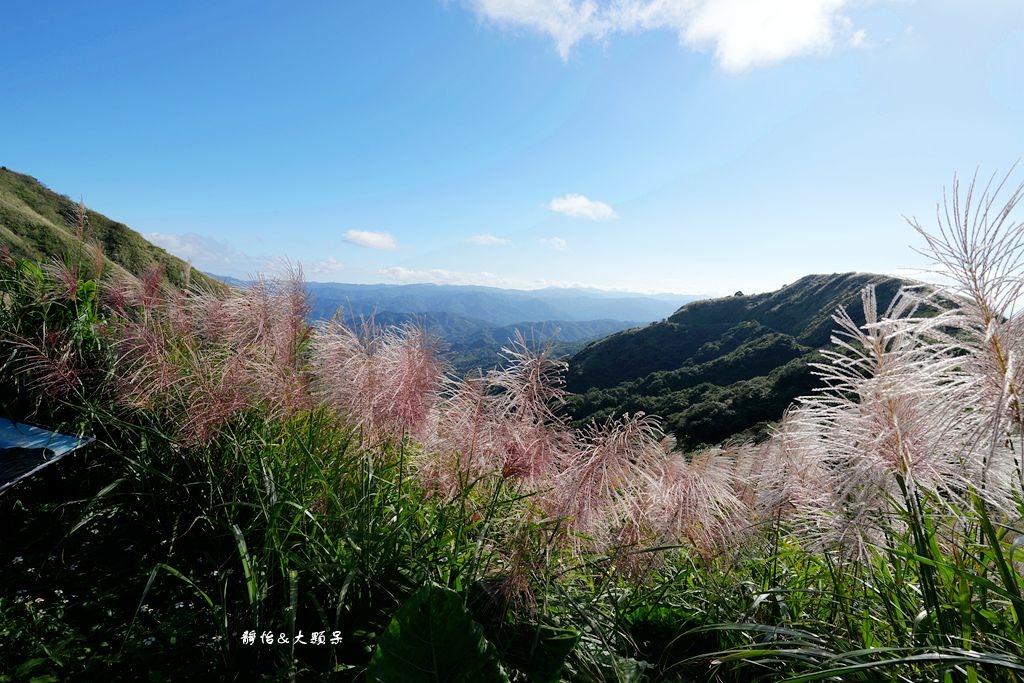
left=0, top=167, right=224, bottom=292
left=565, top=273, right=906, bottom=448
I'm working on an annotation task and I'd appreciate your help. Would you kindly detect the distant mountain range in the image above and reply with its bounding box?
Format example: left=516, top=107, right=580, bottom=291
left=564, top=273, right=906, bottom=448
left=326, top=311, right=642, bottom=375
left=213, top=277, right=689, bottom=373
left=300, top=281, right=690, bottom=326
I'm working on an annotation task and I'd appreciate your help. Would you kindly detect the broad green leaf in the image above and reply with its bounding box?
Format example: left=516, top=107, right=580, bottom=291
left=368, top=584, right=508, bottom=683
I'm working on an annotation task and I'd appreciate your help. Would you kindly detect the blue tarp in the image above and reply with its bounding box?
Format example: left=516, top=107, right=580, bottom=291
left=0, top=418, right=94, bottom=492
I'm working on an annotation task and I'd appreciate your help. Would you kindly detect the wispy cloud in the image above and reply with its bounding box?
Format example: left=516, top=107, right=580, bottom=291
left=379, top=266, right=573, bottom=289
left=344, top=229, right=397, bottom=250
left=144, top=231, right=272, bottom=274
left=540, top=236, right=568, bottom=251
left=468, top=0, right=862, bottom=72
left=306, top=256, right=345, bottom=280
left=466, top=233, right=511, bottom=246
left=471, top=0, right=605, bottom=60
left=548, top=193, right=618, bottom=220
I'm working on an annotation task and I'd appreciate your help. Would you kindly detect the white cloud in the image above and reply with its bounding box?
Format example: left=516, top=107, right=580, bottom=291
left=540, top=236, right=568, bottom=251
left=466, top=233, right=511, bottom=246
left=469, top=0, right=862, bottom=72
left=344, top=229, right=397, bottom=250
left=681, top=0, right=849, bottom=72
left=548, top=193, right=618, bottom=220
left=306, top=256, right=345, bottom=280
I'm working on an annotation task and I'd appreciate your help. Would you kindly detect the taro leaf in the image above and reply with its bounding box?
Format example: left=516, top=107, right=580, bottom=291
left=600, top=653, right=648, bottom=683
left=367, top=584, right=509, bottom=683
left=494, top=623, right=578, bottom=683
left=581, top=643, right=650, bottom=683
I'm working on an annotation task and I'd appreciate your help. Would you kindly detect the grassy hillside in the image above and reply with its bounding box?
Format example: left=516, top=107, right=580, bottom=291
left=565, top=273, right=904, bottom=447
left=0, top=167, right=224, bottom=291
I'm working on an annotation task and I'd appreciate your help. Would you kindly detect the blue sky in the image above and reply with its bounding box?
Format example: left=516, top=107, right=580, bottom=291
left=2, top=1, right=1022, bottom=295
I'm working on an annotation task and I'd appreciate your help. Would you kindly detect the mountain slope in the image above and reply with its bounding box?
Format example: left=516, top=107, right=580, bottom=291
left=565, top=273, right=905, bottom=448
left=0, top=167, right=223, bottom=291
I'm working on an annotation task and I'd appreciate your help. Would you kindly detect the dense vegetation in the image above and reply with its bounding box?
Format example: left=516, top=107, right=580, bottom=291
left=565, top=273, right=904, bottom=447
left=2, top=170, right=1024, bottom=682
